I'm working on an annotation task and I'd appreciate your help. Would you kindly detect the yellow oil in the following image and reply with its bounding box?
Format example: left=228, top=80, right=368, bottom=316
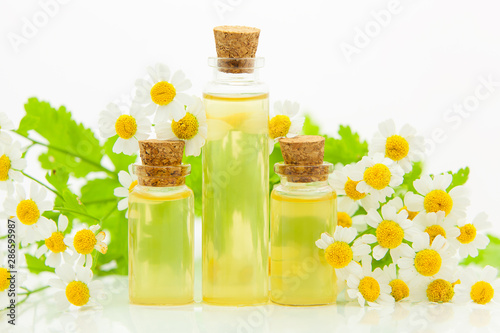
left=202, top=93, right=269, bottom=305
left=128, top=186, right=194, bottom=305
left=270, top=190, right=337, bottom=306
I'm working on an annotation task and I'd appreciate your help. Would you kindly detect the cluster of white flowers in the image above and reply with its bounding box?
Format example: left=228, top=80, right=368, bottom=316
left=318, top=119, right=498, bottom=306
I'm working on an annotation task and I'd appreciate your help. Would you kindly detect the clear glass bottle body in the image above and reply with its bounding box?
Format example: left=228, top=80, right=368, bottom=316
left=270, top=176, right=337, bottom=306
left=202, top=58, right=269, bottom=305
left=128, top=184, right=194, bottom=305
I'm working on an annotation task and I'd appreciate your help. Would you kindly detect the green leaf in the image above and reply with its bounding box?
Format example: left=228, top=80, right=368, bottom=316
left=104, top=136, right=137, bottom=173
left=184, top=154, right=202, bottom=216
left=461, top=235, right=500, bottom=270
left=24, top=254, right=54, bottom=274
left=302, top=115, right=320, bottom=135
left=398, top=161, right=424, bottom=194
left=323, top=125, right=368, bottom=165
left=447, top=167, right=470, bottom=190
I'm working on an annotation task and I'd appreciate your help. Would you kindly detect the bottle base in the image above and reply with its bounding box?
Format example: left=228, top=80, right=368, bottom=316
left=129, top=298, right=194, bottom=306
left=202, top=296, right=269, bottom=307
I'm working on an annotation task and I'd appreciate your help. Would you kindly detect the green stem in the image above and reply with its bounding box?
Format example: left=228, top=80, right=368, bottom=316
left=14, top=132, right=117, bottom=178
left=81, top=198, right=117, bottom=205
left=100, top=202, right=119, bottom=226
left=0, top=235, right=7, bottom=240
left=21, top=171, right=63, bottom=199
left=53, top=207, right=100, bottom=222
left=21, top=143, right=36, bottom=158
left=16, top=285, right=50, bottom=307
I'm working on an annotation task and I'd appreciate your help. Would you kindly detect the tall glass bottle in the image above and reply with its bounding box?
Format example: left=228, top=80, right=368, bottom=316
left=128, top=140, right=194, bottom=305
left=270, top=136, right=337, bottom=306
left=202, top=26, right=269, bottom=305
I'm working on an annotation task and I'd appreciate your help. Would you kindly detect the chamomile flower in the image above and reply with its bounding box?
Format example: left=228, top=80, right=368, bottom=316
left=455, top=265, right=500, bottom=305
left=337, top=196, right=368, bottom=231
left=134, top=63, right=192, bottom=122
left=362, top=204, right=418, bottom=262
left=383, top=263, right=411, bottom=302
left=448, top=212, right=491, bottom=258
left=114, top=165, right=138, bottom=217
left=412, top=273, right=458, bottom=304
left=98, top=103, right=151, bottom=155
left=346, top=256, right=395, bottom=307
left=0, top=252, right=11, bottom=309
left=386, top=193, right=419, bottom=221
left=329, top=163, right=380, bottom=211
left=0, top=112, right=15, bottom=144
left=413, top=211, right=460, bottom=245
left=155, top=97, right=208, bottom=156
left=49, top=264, right=104, bottom=309
left=0, top=141, right=26, bottom=193
left=268, top=100, right=305, bottom=153
left=350, top=154, right=404, bottom=202
left=2, top=183, right=53, bottom=245
left=397, top=234, right=456, bottom=285
left=66, top=225, right=107, bottom=268
left=315, top=227, right=371, bottom=280
left=405, top=174, right=469, bottom=220
left=35, top=215, right=73, bottom=268
left=369, top=119, right=424, bottom=173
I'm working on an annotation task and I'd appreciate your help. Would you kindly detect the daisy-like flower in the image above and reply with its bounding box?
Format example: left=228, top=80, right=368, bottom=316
left=155, top=97, right=208, bottom=156
left=383, top=263, right=411, bottom=302
left=0, top=141, right=26, bottom=193
left=0, top=252, right=11, bottom=309
left=346, top=256, right=395, bottom=307
left=268, top=100, right=305, bottom=153
left=369, top=119, right=424, bottom=173
left=362, top=203, right=419, bottom=262
left=337, top=196, right=368, bottom=231
left=2, top=183, right=53, bottom=245
left=411, top=272, right=458, bottom=304
left=35, top=215, right=73, bottom=268
left=315, top=226, right=371, bottom=281
left=386, top=193, right=420, bottom=221
left=49, top=264, right=104, bottom=309
left=134, top=63, right=192, bottom=122
left=349, top=154, right=404, bottom=203
left=65, top=225, right=107, bottom=268
left=405, top=174, right=469, bottom=220
left=455, top=265, right=500, bottom=305
left=397, top=233, right=456, bottom=285
left=329, top=163, right=380, bottom=211
left=448, top=212, right=491, bottom=258
left=114, top=165, right=138, bottom=217
left=0, top=112, right=15, bottom=144
left=98, top=102, right=151, bottom=155
left=413, top=211, right=460, bottom=245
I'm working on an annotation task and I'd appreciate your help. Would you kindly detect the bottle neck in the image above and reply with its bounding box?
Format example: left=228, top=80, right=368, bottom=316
left=278, top=175, right=330, bottom=189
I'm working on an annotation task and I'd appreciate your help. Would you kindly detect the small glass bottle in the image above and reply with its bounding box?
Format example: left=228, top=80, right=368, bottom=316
left=128, top=140, right=194, bottom=305
left=270, top=136, right=337, bottom=306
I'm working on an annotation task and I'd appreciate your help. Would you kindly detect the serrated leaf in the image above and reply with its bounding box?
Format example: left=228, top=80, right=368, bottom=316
left=25, top=254, right=54, bottom=274
left=324, top=125, right=368, bottom=165
left=447, top=167, right=470, bottom=190
left=302, top=115, right=320, bottom=135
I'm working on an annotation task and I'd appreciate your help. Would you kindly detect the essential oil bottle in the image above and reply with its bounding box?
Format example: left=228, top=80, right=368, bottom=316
left=202, top=26, right=269, bottom=305
left=128, top=140, right=194, bottom=305
left=270, top=136, right=337, bottom=306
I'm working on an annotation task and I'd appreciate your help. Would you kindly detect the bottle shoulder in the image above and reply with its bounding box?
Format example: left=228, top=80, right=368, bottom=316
left=272, top=183, right=336, bottom=201
left=130, top=185, right=193, bottom=201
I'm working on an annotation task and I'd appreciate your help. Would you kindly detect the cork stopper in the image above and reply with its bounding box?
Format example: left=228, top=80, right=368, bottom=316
left=276, top=135, right=331, bottom=183
left=213, top=25, right=260, bottom=73
left=135, top=140, right=190, bottom=187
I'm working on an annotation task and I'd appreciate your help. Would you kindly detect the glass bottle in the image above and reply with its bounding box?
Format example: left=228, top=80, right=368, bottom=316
left=202, top=55, right=269, bottom=304
left=270, top=136, right=337, bottom=306
left=128, top=140, right=194, bottom=305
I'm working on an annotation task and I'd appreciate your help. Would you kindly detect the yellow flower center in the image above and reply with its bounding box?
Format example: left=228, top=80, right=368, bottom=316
left=425, top=225, right=447, bottom=244
left=73, top=229, right=97, bottom=255
left=0, top=154, right=11, bottom=181
left=16, top=199, right=40, bottom=225
left=424, top=190, right=453, bottom=216
left=0, top=268, right=11, bottom=292
left=363, top=164, right=391, bottom=190
left=426, top=279, right=454, bottom=303
left=470, top=281, right=494, bottom=305
left=171, top=112, right=199, bottom=140
left=457, top=224, right=477, bottom=244
left=398, top=206, right=418, bottom=220
left=359, top=276, right=381, bottom=302
left=114, top=115, right=137, bottom=140
left=150, top=81, right=176, bottom=105
left=324, top=241, right=353, bottom=269
left=376, top=220, right=404, bottom=249
left=128, top=180, right=138, bottom=193
left=337, top=212, right=353, bottom=228
left=344, top=178, right=366, bottom=200
left=390, top=279, right=410, bottom=302
left=414, top=249, right=442, bottom=276
left=269, top=115, right=292, bottom=139
left=45, top=232, right=67, bottom=254
left=65, top=281, right=90, bottom=306
left=385, top=135, right=410, bottom=161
